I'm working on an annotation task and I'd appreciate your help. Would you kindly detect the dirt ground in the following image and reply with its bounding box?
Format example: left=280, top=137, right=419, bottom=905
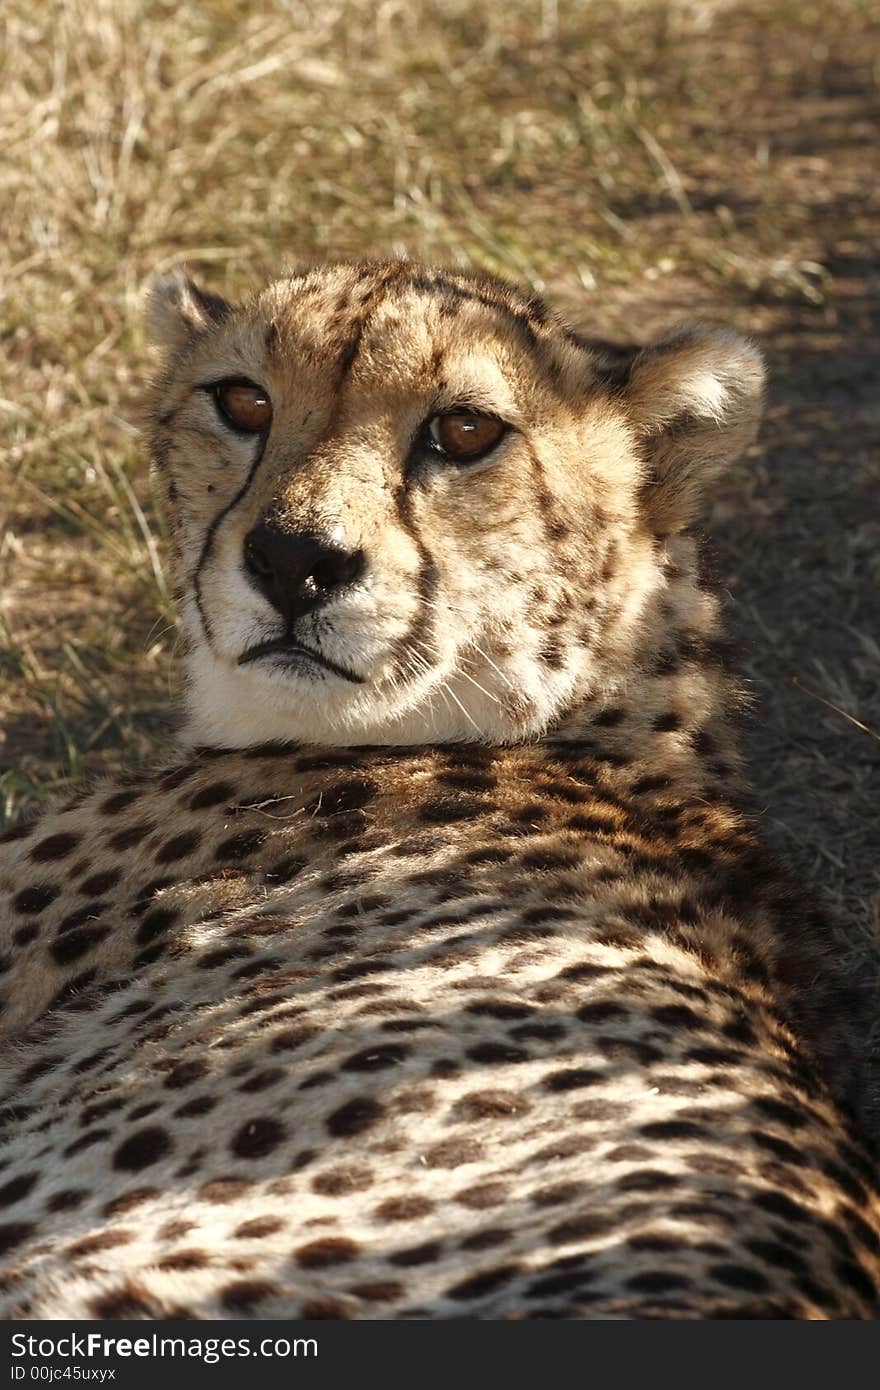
left=1, top=1, right=878, bottom=1096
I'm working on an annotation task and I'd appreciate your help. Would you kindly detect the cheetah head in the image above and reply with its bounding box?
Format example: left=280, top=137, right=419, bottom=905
left=146, top=261, right=763, bottom=749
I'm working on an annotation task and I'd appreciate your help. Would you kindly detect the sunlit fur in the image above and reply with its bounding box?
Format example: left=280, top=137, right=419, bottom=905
left=2, top=264, right=879, bottom=1320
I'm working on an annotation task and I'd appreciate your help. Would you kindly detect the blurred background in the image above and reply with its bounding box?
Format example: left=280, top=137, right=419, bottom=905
left=0, top=1, right=877, bottom=968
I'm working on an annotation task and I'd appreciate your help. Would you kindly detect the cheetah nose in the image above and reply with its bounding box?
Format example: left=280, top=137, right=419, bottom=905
left=243, top=521, right=365, bottom=625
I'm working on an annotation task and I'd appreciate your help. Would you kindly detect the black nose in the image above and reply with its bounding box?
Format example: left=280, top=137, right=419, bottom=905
left=243, top=521, right=365, bottom=626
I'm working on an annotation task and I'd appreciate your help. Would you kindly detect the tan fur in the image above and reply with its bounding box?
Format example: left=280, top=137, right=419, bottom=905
left=0, top=260, right=876, bottom=1320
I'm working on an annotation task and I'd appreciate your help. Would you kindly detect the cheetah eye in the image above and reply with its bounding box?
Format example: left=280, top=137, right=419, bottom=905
left=212, top=380, right=272, bottom=434
left=426, top=412, right=506, bottom=464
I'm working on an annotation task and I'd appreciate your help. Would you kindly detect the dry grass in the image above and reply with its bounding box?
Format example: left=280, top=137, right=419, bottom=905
left=1, top=0, right=878, bottom=959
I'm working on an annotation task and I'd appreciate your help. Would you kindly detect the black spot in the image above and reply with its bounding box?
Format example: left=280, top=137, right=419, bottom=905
left=527, top=1265, right=596, bottom=1297
left=750, top=1131, right=806, bottom=1166
left=710, top=1263, right=771, bottom=1294
left=521, top=848, right=581, bottom=871
left=108, top=823, right=154, bottom=851
left=834, top=1258, right=877, bottom=1303
left=66, top=1130, right=110, bottom=1160
left=72, top=1046, right=113, bottom=1076
left=548, top=1213, right=613, bottom=1244
left=264, top=855, right=307, bottom=884
left=326, top=1097, right=384, bottom=1137
left=56, top=902, right=108, bottom=936
left=438, top=770, right=498, bottom=792
left=159, top=764, right=199, bottom=792
left=90, top=1287, right=154, bottom=1319
left=592, top=707, right=625, bottom=727
left=332, top=958, right=392, bottom=984
left=174, top=1096, right=217, bottom=1119
left=102, top=1187, right=158, bottom=1216
left=647, top=1011, right=703, bottom=1034
left=164, top=1060, right=209, bottom=1090
left=296, top=1237, right=360, bottom=1268
left=467, top=1042, right=530, bottom=1065
left=618, top=1170, right=679, bottom=1193
left=722, top=1014, right=757, bottom=1045
left=543, top=1068, right=603, bottom=1092
left=47, top=1189, right=86, bottom=1212
left=467, top=1001, right=534, bottom=1021
left=198, top=945, right=252, bottom=969
left=418, top=797, right=492, bottom=824
left=231, top=1117, right=286, bottom=1159
left=627, top=1270, right=690, bottom=1293
left=270, top=1026, right=318, bottom=1054
left=342, top=1044, right=409, bottom=1072
left=630, top=775, right=671, bottom=795
left=129, top=877, right=174, bottom=913
left=0, top=1222, right=35, bottom=1255
left=81, top=1098, right=119, bottom=1125
left=559, top=959, right=614, bottom=980
left=628, top=1234, right=682, bottom=1252
left=751, top=1096, right=808, bottom=1131
left=686, top=1046, right=746, bottom=1067
left=388, top=1241, right=442, bottom=1267
left=311, top=779, right=379, bottom=816
left=465, top=847, right=513, bottom=865
left=511, top=1022, right=567, bottom=1042
left=575, top=1001, right=626, bottom=1024
left=128, top=1103, right=159, bottom=1122
left=530, top=1182, right=586, bottom=1208
left=640, top=1121, right=705, bottom=1141
left=136, top=907, right=180, bottom=946
left=744, top=1239, right=808, bottom=1275
left=155, top=831, right=202, bottom=864
left=446, top=1264, right=519, bottom=1300
left=0, top=1173, right=37, bottom=1207
left=460, top=1228, right=512, bottom=1253
left=819, top=1158, right=867, bottom=1207
left=51, top=924, right=110, bottom=965
left=13, top=884, right=60, bottom=915
left=113, top=1127, right=173, bottom=1172
left=30, top=832, right=81, bottom=862
left=238, top=1068, right=284, bottom=1094
left=567, top=814, right=617, bottom=834
left=99, top=790, right=142, bottom=816
left=81, top=869, right=121, bottom=896
left=188, top=782, right=235, bottom=810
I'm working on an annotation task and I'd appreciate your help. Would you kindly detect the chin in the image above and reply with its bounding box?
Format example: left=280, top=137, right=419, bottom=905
left=180, top=645, right=365, bottom=748
left=178, top=643, right=544, bottom=750
left=180, top=644, right=445, bottom=749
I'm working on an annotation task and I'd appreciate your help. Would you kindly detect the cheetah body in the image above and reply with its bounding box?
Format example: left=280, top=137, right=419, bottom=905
left=0, top=261, right=877, bottom=1319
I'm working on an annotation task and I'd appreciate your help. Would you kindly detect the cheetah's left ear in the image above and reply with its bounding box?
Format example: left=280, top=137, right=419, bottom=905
left=621, top=326, right=765, bottom=533
left=145, top=267, right=232, bottom=356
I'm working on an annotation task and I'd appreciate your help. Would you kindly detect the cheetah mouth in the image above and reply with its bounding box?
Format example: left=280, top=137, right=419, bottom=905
left=237, top=637, right=365, bottom=685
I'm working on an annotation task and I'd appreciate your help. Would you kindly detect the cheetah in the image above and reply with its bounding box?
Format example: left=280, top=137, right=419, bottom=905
left=0, top=259, right=877, bottom=1320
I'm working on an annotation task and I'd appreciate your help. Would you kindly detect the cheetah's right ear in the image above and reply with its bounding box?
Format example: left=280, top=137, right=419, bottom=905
left=145, top=268, right=232, bottom=355
left=620, top=325, right=765, bottom=534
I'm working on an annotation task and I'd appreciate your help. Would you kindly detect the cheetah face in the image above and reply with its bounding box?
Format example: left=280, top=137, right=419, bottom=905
left=147, top=261, right=763, bottom=749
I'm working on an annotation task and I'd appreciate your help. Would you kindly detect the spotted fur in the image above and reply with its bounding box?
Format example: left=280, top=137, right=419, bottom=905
left=0, top=260, right=876, bottom=1319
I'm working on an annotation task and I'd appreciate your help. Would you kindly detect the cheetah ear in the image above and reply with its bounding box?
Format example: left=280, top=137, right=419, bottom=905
left=621, top=326, right=765, bottom=533
left=145, top=267, right=232, bottom=355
